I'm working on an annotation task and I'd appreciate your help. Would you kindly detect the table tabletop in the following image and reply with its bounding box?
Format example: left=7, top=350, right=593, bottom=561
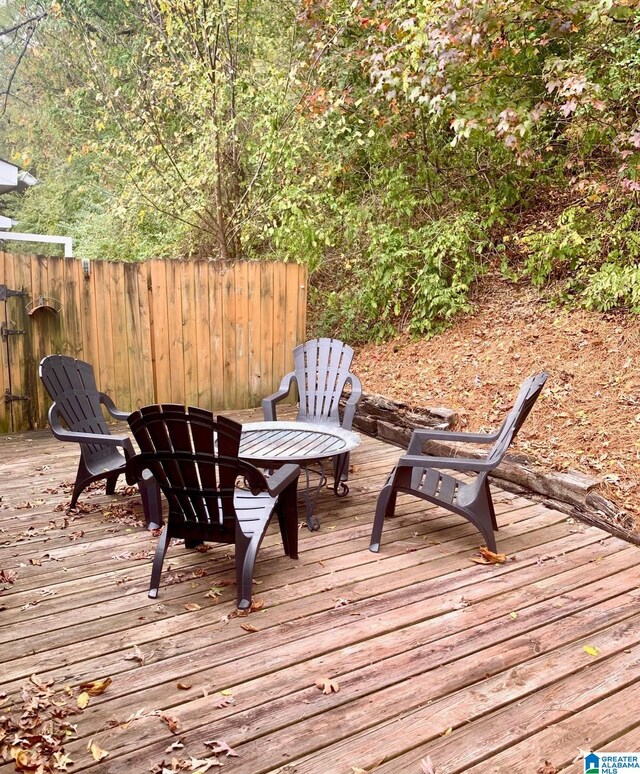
left=239, top=421, right=360, bottom=464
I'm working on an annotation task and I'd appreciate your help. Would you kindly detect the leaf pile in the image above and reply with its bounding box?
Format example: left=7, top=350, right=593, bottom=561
left=0, top=676, right=80, bottom=773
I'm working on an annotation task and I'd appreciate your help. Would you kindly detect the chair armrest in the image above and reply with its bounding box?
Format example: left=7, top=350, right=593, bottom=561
left=341, top=374, right=363, bottom=431
left=48, top=404, right=133, bottom=451
left=407, top=427, right=499, bottom=454
left=262, top=372, right=296, bottom=421
left=100, top=392, right=131, bottom=421
left=265, top=464, right=300, bottom=497
left=398, top=453, right=495, bottom=473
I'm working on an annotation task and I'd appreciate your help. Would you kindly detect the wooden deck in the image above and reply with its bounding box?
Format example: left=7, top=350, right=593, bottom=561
left=1, top=410, right=639, bottom=773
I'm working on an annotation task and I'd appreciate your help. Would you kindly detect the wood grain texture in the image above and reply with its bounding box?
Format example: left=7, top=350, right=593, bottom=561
left=0, top=416, right=638, bottom=774
left=0, top=254, right=307, bottom=429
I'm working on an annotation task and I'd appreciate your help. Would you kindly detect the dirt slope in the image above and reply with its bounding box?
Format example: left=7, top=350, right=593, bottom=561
left=353, top=275, right=640, bottom=530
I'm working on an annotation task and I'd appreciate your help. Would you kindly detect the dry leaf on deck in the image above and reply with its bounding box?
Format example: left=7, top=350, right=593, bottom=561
left=154, top=710, right=182, bottom=733
left=315, top=676, right=339, bottom=694
left=421, top=756, right=436, bottom=774
left=184, top=602, right=201, bottom=612
left=471, top=547, right=507, bottom=565
left=583, top=645, right=600, bottom=657
left=52, top=751, right=74, bottom=770
left=203, top=739, right=238, bottom=757
left=87, top=740, right=109, bottom=761
left=537, top=761, right=558, bottom=774
left=240, top=623, right=259, bottom=633
left=79, top=677, right=112, bottom=696
left=165, top=740, right=185, bottom=753
left=76, top=691, right=90, bottom=709
left=125, top=644, right=146, bottom=665
left=187, top=756, right=223, bottom=770
left=177, top=681, right=192, bottom=690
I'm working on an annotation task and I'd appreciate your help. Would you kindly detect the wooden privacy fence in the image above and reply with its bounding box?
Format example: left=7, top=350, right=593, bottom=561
left=0, top=252, right=307, bottom=434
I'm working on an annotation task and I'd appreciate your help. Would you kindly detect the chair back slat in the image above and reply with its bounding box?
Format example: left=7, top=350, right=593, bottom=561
left=128, top=405, right=265, bottom=531
left=487, top=372, right=548, bottom=465
left=40, top=355, right=112, bottom=456
left=294, top=338, right=355, bottom=424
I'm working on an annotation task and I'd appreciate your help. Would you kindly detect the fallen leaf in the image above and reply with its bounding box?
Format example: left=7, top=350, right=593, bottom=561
left=125, top=644, right=146, bottom=665
left=203, top=739, right=238, bottom=757
left=537, top=761, right=558, bottom=774
left=421, top=757, right=436, bottom=774
left=220, top=689, right=233, bottom=696
left=471, top=547, right=507, bottom=564
left=165, top=740, right=185, bottom=753
left=205, top=587, right=224, bottom=599
left=79, top=677, right=112, bottom=696
left=583, top=645, right=600, bottom=657
left=241, top=623, right=259, bottom=633
left=509, top=611, right=518, bottom=620
left=440, top=726, right=452, bottom=736
left=184, top=603, right=201, bottom=612
left=187, top=756, right=223, bottom=770
left=315, top=676, right=339, bottom=694
left=154, top=710, right=182, bottom=733
left=76, top=691, right=90, bottom=709
left=177, top=682, right=192, bottom=690
left=87, top=740, right=109, bottom=761
left=52, top=751, right=74, bottom=770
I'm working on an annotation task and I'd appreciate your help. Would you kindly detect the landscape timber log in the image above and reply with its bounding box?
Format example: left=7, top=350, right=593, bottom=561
left=343, top=392, right=637, bottom=546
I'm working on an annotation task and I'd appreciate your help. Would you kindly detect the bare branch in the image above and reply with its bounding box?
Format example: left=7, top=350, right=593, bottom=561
left=0, top=11, right=47, bottom=38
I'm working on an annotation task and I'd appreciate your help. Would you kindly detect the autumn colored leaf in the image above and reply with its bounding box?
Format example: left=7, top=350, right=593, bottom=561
left=87, top=739, right=109, bottom=761
left=471, top=547, right=507, bottom=564
left=184, top=602, right=202, bottom=612
left=154, top=711, right=182, bottom=733
left=315, top=676, right=339, bottom=694
left=125, top=644, right=146, bottom=665
left=203, top=739, right=238, bottom=757
left=583, top=645, right=600, bottom=657
left=76, top=691, right=90, bottom=709
left=165, top=740, right=185, bottom=753
left=79, top=677, right=112, bottom=696
left=177, top=681, right=192, bottom=690
left=421, top=757, right=436, bottom=774
left=537, top=761, right=558, bottom=774
left=52, top=751, right=75, bottom=770
left=241, top=623, right=259, bottom=633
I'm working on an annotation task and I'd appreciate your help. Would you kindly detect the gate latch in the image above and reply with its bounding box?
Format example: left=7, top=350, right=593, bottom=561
left=4, top=389, right=29, bottom=404
left=0, top=321, right=26, bottom=342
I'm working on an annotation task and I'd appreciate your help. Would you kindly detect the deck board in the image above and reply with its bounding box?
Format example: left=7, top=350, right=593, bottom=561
left=1, top=413, right=639, bottom=773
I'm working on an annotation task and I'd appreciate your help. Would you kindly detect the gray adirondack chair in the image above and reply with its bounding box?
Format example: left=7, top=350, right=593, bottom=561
left=126, top=404, right=300, bottom=609
left=39, top=355, right=162, bottom=530
left=262, top=338, right=363, bottom=485
left=370, top=373, right=548, bottom=553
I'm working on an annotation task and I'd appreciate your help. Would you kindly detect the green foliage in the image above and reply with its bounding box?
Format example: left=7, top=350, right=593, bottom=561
left=517, top=203, right=640, bottom=312
left=317, top=212, right=488, bottom=342
left=2, top=0, right=640, bottom=342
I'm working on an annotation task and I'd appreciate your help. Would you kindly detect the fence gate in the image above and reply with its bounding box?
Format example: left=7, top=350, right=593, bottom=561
left=0, top=283, right=32, bottom=433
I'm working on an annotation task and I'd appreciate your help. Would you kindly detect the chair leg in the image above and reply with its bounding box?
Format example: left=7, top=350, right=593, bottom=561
left=105, top=473, right=119, bottom=495
left=140, top=477, right=163, bottom=531
left=369, top=483, right=397, bottom=553
left=484, top=479, right=499, bottom=532
left=276, top=483, right=299, bottom=560
left=148, top=527, right=171, bottom=599
left=69, top=458, right=93, bottom=509
left=235, top=531, right=258, bottom=610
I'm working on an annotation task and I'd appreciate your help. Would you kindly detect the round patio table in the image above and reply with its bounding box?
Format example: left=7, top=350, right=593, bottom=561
left=239, top=421, right=361, bottom=530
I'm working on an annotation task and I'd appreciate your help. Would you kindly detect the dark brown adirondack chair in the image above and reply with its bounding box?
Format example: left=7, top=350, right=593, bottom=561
left=370, top=373, right=548, bottom=553
left=39, top=355, right=162, bottom=530
left=126, top=404, right=300, bottom=609
left=262, top=338, right=363, bottom=485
